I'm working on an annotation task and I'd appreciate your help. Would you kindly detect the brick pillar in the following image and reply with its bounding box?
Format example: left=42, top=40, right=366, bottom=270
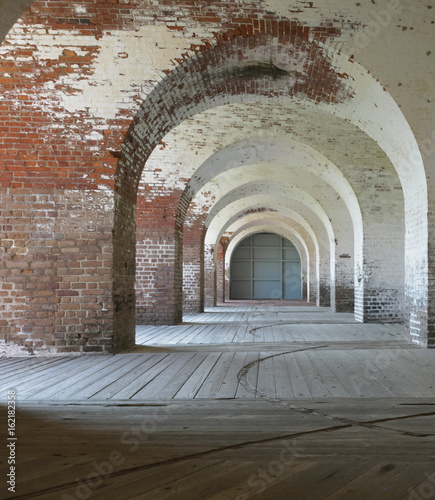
left=216, top=237, right=229, bottom=304
left=302, top=278, right=308, bottom=301
left=310, top=256, right=318, bottom=304
left=216, top=259, right=225, bottom=304
left=352, top=175, right=405, bottom=324
left=183, top=223, right=204, bottom=314
left=113, top=192, right=136, bottom=352
left=360, top=221, right=405, bottom=323
left=1, top=188, right=116, bottom=355
left=204, top=243, right=216, bottom=308
left=334, top=233, right=355, bottom=313
left=224, top=260, right=230, bottom=302
left=318, top=244, right=331, bottom=307
left=135, top=194, right=183, bottom=325
left=335, top=255, right=355, bottom=313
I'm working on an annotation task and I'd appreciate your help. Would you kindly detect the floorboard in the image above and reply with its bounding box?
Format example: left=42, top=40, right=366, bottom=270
left=1, top=399, right=435, bottom=499
left=1, top=303, right=434, bottom=499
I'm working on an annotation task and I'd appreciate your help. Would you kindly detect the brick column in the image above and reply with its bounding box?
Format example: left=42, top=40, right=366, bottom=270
left=204, top=244, right=216, bottom=308
left=334, top=229, right=355, bottom=313
left=335, top=255, right=355, bottom=313
left=216, top=237, right=229, bottom=304
left=224, top=260, right=230, bottom=302
left=1, top=188, right=116, bottom=355
left=360, top=221, right=405, bottom=323
left=183, top=222, right=205, bottom=314
left=135, top=194, right=183, bottom=325
left=318, top=244, right=331, bottom=307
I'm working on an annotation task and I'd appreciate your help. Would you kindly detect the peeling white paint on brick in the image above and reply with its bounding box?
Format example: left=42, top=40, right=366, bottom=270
left=4, top=25, right=197, bottom=120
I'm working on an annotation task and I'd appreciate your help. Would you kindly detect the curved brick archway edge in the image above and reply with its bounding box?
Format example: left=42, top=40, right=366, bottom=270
left=177, top=140, right=359, bottom=318
left=206, top=196, right=330, bottom=307
left=114, top=26, right=428, bottom=350
left=2, top=2, right=428, bottom=353
left=116, top=30, right=354, bottom=202
left=224, top=223, right=311, bottom=302
left=214, top=210, right=320, bottom=302
left=114, top=27, right=357, bottom=348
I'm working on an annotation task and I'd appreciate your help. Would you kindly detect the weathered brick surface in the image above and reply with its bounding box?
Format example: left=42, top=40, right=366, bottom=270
left=135, top=226, right=183, bottom=325
left=216, top=237, right=229, bottom=304
left=204, top=244, right=217, bottom=309
left=183, top=244, right=203, bottom=314
left=182, top=219, right=206, bottom=314
left=0, top=0, right=433, bottom=353
left=113, top=192, right=136, bottom=351
left=1, top=188, right=114, bottom=355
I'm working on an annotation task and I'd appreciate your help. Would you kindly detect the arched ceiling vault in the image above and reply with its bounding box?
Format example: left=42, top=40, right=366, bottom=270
left=1, top=0, right=431, bottom=347
left=202, top=173, right=351, bottom=229
left=141, top=102, right=400, bottom=225
left=217, top=212, right=319, bottom=263
left=180, top=138, right=362, bottom=239
left=121, top=32, right=424, bottom=211
left=3, top=5, right=420, bottom=253
left=185, top=164, right=354, bottom=265
left=225, top=223, right=310, bottom=273
left=204, top=187, right=334, bottom=248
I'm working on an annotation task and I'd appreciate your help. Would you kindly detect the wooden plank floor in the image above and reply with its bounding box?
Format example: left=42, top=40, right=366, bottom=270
left=0, top=308, right=427, bottom=402
left=1, top=304, right=434, bottom=499
left=1, top=399, right=435, bottom=499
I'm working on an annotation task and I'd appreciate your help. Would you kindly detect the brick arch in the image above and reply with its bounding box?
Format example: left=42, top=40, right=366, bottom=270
left=182, top=198, right=323, bottom=314
left=200, top=172, right=350, bottom=254
left=150, top=114, right=405, bottom=320
left=177, top=137, right=363, bottom=234
left=203, top=190, right=334, bottom=302
left=208, top=204, right=324, bottom=306
left=116, top=29, right=353, bottom=200
left=222, top=216, right=315, bottom=303
left=179, top=138, right=359, bottom=314
left=223, top=225, right=309, bottom=303
left=0, top=1, right=429, bottom=353
left=178, top=143, right=358, bottom=309
left=216, top=211, right=319, bottom=263
left=116, top=27, right=427, bottom=347
left=203, top=188, right=335, bottom=247
left=117, top=29, right=354, bottom=345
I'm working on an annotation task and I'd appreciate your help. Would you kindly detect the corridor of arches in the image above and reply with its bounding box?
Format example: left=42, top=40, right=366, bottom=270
left=1, top=1, right=433, bottom=355
left=1, top=3, right=435, bottom=497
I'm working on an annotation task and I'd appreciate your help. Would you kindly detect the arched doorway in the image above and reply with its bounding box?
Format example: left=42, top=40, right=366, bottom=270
left=230, top=233, right=302, bottom=300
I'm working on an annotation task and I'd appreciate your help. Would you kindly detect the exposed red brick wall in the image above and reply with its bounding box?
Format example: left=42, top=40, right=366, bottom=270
left=135, top=189, right=183, bottom=325
left=135, top=226, right=183, bottom=325
left=182, top=216, right=206, bottom=314
left=1, top=188, right=114, bottom=354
